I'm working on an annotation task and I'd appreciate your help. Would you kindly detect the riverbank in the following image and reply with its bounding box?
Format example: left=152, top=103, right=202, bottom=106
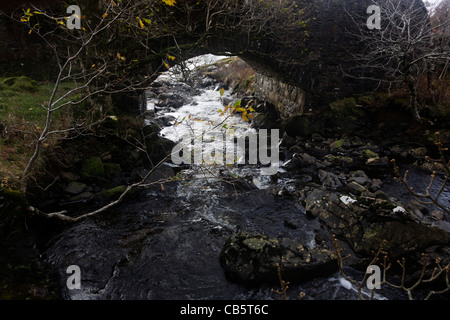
left=1, top=55, right=449, bottom=300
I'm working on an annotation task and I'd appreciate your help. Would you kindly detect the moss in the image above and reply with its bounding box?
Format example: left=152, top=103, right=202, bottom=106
left=362, top=149, right=379, bottom=159
left=1, top=188, right=26, bottom=202
left=243, top=237, right=268, bottom=251
left=330, top=139, right=344, bottom=151
left=329, top=97, right=366, bottom=119
left=2, top=76, right=39, bottom=93
left=324, top=154, right=354, bottom=166
left=95, top=185, right=127, bottom=200
left=81, top=157, right=105, bottom=178
left=362, top=224, right=382, bottom=242
left=356, top=95, right=375, bottom=106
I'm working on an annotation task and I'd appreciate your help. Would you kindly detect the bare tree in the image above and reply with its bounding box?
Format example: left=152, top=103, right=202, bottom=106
left=346, top=0, right=450, bottom=122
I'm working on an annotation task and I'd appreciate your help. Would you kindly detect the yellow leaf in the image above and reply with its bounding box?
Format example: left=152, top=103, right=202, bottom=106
left=91, top=64, right=96, bottom=68
left=163, top=61, right=170, bottom=69
left=139, top=19, right=144, bottom=29
left=102, top=13, right=108, bottom=18
left=167, top=54, right=175, bottom=61
left=28, top=29, right=32, bottom=35
left=161, top=0, right=176, bottom=6
left=242, top=114, right=249, bottom=122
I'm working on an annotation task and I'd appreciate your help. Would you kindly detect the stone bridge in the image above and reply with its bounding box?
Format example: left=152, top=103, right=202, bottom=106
left=1, top=0, right=426, bottom=117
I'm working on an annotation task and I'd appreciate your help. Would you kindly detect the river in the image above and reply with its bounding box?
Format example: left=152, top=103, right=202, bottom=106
left=41, top=55, right=448, bottom=300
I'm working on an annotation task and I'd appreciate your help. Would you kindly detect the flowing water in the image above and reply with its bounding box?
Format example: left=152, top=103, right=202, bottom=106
left=41, top=55, right=447, bottom=300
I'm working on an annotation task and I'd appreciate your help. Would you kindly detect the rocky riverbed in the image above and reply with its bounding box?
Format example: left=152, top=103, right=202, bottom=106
left=3, top=55, right=449, bottom=300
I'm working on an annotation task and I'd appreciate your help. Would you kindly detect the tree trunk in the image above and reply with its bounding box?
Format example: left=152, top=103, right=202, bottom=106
left=410, top=88, right=422, bottom=123
left=405, top=77, right=422, bottom=123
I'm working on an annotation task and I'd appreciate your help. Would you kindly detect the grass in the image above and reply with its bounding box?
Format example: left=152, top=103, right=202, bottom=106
left=0, top=76, right=78, bottom=123
left=0, top=76, right=81, bottom=188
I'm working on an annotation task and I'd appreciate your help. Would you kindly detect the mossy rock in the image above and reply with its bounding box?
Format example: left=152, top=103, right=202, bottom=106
left=329, top=97, right=365, bottom=119
left=362, top=149, right=379, bottom=159
left=95, top=185, right=127, bottom=200
left=330, top=139, right=345, bottom=152
left=324, top=154, right=354, bottom=166
left=2, top=76, right=39, bottom=93
left=81, top=157, right=105, bottom=178
left=220, top=231, right=336, bottom=285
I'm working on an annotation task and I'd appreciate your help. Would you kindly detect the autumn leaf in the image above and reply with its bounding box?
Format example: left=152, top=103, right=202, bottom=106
left=161, top=0, right=176, bottom=6
left=219, top=88, right=225, bottom=96
left=142, top=18, right=152, bottom=25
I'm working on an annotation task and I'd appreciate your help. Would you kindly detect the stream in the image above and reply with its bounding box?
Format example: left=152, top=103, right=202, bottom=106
left=41, top=55, right=448, bottom=300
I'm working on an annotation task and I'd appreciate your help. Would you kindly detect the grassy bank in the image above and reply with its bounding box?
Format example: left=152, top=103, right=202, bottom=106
left=0, top=76, right=79, bottom=189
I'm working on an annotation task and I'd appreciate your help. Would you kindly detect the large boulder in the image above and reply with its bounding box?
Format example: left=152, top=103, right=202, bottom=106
left=316, top=196, right=450, bottom=262
left=220, top=231, right=336, bottom=285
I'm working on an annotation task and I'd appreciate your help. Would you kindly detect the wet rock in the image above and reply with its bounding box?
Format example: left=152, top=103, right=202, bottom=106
left=390, top=145, right=409, bottom=158
left=311, top=133, right=324, bottom=142
left=370, top=178, right=383, bottom=192
left=95, top=185, right=127, bottom=200
left=348, top=170, right=371, bottom=186
left=220, top=232, right=336, bottom=285
left=68, top=192, right=93, bottom=202
left=346, top=181, right=367, bottom=195
left=431, top=210, right=444, bottom=221
left=304, top=189, right=337, bottom=218
left=330, top=139, right=348, bottom=153
left=64, top=182, right=87, bottom=195
left=323, top=154, right=353, bottom=166
left=318, top=170, right=343, bottom=189
left=362, top=149, right=379, bottom=159
left=61, top=171, right=79, bottom=182
left=317, top=196, right=450, bottom=262
left=408, top=147, right=428, bottom=158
